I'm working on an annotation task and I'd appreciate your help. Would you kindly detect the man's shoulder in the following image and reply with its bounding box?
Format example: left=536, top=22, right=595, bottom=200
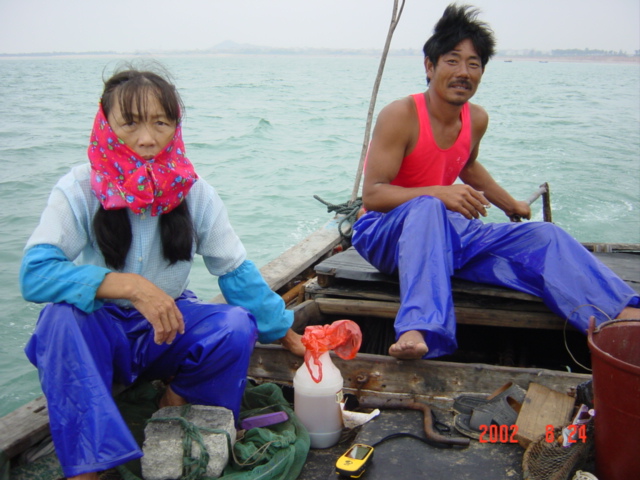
left=378, top=95, right=419, bottom=124
left=468, top=102, right=488, bottom=118
left=385, top=94, right=417, bottom=111
left=468, top=102, right=489, bottom=126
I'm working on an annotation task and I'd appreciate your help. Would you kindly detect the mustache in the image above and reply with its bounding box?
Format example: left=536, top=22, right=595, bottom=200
left=448, top=79, right=472, bottom=89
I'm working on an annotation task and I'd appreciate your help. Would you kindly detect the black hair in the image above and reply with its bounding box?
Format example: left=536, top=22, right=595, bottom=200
left=101, top=68, right=183, bottom=124
left=93, top=67, right=194, bottom=270
left=422, top=4, right=496, bottom=74
left=93, top=201, right=193, bottom=270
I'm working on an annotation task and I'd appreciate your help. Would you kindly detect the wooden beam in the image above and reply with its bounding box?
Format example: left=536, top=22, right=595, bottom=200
left=313, top=297, right=571, bottom=330
left=260, top=223, right=341, bottom=292
left=315, top=297, right=398, bottom=318
left=248, top=345, right=589, bottom=410
left=582, top=242, right=640, bottom=253
left=455, top=306, right=571, bottom=330
left=0, top=396, right=50, bottom=459
left=291, top=299, right=322, bottom=332
left=310, top=275, right=546, bottom=304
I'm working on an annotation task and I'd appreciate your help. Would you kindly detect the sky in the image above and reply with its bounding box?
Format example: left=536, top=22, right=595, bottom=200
left=0, top=0, right=638, bottom=55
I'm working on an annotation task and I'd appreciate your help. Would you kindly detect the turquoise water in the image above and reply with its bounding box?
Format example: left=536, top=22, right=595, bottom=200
left=0, top=55, right=638, bottom=417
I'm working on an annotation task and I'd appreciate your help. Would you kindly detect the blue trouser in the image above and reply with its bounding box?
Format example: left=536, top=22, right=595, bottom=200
left=352, top=196, right=639, bottom=359
left=24, top=290, right=257, bottom=478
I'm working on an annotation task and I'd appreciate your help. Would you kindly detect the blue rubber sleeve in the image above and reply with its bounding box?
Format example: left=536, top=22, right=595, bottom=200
left=218, top=259, right=293, bottom=344
left=20, top=244, right=111, bottom=313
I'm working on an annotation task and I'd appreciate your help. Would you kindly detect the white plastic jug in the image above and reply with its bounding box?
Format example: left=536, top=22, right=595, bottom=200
left=293, top=351, right=344, bottom=448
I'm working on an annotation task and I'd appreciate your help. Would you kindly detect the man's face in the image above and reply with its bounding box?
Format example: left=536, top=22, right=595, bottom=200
left=426, top=38, right=484, bottom=106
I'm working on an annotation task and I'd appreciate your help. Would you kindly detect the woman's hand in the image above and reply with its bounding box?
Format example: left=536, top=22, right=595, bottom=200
left=97, top=272, right=185, bottom=345
left=128, top=277, right=185, bottom=345
left=278, top=328, right=305, bottom=357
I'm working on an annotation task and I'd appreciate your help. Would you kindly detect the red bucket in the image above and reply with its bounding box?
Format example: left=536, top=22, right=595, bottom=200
left=587, top=318, right=640, bottom=479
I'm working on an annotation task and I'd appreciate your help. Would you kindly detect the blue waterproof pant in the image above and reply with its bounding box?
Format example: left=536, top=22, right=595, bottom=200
left=352, top=196, right=639, bottom=359
left=24, top=290, right=257, bottom=478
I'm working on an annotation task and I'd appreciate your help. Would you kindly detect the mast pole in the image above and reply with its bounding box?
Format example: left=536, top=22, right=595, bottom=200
left=349, top=0, right=406, bottom=204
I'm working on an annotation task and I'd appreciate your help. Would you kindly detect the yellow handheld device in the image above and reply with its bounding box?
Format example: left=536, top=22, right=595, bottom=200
left=335, top=443, right=375, bottom=478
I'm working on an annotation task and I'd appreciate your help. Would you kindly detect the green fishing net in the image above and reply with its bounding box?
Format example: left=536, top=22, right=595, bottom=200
left=9, top=381, right=309, bottom=480
left=222, top=382, right=310, bottom=480
left=116, top=381, right=309, bottom=480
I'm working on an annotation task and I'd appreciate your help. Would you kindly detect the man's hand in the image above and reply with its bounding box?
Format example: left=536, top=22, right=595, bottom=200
left=279, top=328, right=305, bottom=357
left=436, top=184, right=491, bottom=220
left=97, top=272, right=185, bottom=345
left=507, top=201, right=532, bottom=222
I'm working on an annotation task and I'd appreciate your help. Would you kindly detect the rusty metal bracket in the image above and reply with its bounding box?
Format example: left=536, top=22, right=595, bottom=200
left=357, top=396, right=470, bottom=447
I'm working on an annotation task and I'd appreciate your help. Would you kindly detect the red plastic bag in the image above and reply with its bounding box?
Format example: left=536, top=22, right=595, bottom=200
left=301, top=319, right=362, bottom=382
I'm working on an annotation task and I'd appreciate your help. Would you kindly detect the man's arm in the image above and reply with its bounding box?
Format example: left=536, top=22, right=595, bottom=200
left=362, top=98, right=492, bottom=219
left=459, top=159, right=531, bottom=219
left=460, top=105, right=530, bottom=220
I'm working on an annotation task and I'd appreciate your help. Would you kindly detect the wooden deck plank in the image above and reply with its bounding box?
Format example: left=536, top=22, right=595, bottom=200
left=313, top=246, right=640, bottom=301
left=260, top=223, right=341, bottom=292
left=0, top=396, right=50, bottom=459
left=312, top=297, right=570, bottom=330
left=515, top=383, right=576, bottom=448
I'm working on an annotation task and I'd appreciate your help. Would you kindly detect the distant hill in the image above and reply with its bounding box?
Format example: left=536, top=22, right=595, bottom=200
left=204, top=40, right=415, bottom=56
left=1, top=43, right=637, bottom=59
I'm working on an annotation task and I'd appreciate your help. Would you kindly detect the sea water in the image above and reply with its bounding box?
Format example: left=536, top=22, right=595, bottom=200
left=0, top=54, right=638, bottom=417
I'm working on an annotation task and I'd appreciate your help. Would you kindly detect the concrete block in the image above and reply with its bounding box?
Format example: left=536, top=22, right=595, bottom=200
left=141, top=405, right=236, bottom=480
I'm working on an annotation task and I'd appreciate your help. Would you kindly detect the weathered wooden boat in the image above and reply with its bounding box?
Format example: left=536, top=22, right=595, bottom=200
left=247, top=217, right=640, bottom=480
left=2, top=210, right=638, bottom=479
left=3, top=3, right=639, bottom=477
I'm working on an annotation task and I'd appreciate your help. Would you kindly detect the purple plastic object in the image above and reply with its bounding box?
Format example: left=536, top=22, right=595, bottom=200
left=240, top=411, right=289, bottom=430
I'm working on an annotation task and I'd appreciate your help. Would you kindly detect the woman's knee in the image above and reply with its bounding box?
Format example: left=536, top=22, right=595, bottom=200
left=184, top=304, right=257, bottom=355
left=33, top=302, right=91, bottom=336
left=223, top=306, right=258, bottom=349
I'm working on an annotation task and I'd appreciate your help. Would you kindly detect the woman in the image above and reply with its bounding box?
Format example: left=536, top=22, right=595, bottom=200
left=20, top=67, right=303, bottom=480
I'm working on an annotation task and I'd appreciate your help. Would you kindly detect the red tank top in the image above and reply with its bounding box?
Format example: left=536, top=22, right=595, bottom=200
left=391, top=93, right=471, bottom=188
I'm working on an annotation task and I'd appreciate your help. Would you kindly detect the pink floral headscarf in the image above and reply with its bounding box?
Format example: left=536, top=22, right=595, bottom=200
left=88, top=104, right=198, bottom=216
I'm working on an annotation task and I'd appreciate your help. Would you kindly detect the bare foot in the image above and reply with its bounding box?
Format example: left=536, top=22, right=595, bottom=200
left=389, top=330, right=428, bottom=360
left=159, top=385, right=187, bottom=408
left=616, top=307, right=640, bottom=319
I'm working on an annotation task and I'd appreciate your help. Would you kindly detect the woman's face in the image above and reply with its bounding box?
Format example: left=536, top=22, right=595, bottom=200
left=107, top=92, right=177, bottom=160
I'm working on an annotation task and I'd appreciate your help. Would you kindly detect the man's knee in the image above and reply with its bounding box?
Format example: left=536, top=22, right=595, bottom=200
left=409, top=195, right=445, bottom=210
left=404, top=195, right=449, bottom=223
left=522, top=221, right=573, bottom=244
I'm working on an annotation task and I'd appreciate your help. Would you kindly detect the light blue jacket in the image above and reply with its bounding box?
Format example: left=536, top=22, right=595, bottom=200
left=20, top=164, right=292, bottom=344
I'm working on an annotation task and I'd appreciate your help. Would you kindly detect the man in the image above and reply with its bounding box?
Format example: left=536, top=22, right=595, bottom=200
left=351, top=4, right=639, bottom=360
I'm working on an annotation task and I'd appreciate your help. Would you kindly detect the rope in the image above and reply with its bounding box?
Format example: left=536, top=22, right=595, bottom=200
left=116, top=402, right=288, bottom=480
left=313, top=195, right=362, bottom=240
left=232, top=440, right=277, bottom=468
left=563, top=304, right=612, bottom=372
left=143, top=404, right=235, bottom=480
